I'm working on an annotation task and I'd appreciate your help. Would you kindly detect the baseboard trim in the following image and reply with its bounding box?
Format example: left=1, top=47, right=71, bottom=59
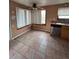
left=12, top=29, right=31, bottom=40
left=32, top=29, right=50, bottom=33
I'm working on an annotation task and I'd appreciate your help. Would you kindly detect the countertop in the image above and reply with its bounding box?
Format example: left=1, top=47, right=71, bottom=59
left=51, top=23, right=69, bottom=26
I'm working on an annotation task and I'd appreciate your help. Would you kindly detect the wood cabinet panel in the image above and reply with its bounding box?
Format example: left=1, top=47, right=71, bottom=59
left=61, top=26, right=69, bottom=40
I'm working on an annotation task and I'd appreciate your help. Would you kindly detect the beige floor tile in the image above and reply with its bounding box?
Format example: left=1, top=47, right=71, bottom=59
left=10, top=30, right=69, bottom=59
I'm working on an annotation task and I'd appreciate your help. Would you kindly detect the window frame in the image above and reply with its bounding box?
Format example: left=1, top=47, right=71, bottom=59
left=32, top=10, right=47, bottom=25
left=16, top=7, right=31, bottom=29
left=41, top=10, right=47, bottom=24
left=57, top=7, right=69, bottom=19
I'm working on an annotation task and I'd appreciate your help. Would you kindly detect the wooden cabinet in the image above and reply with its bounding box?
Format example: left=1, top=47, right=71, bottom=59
left=61, top=26, right=69, bottom=40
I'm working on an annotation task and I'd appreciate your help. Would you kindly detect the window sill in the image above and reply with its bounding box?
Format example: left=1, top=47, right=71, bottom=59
left=17, top=24, right=31, bottom=30
left=32, top=24, right=46, bottom=25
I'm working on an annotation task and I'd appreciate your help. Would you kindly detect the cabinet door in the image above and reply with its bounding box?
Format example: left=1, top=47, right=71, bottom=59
left=61, top=26, right=69, bottom=40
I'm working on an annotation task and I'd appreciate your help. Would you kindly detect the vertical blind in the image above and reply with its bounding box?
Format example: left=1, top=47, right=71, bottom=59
left=16, top=7, right=31, bottom=29
left=25, top=10, right=31, bottom=25
left=41, top=10, right=46, bottom=24
left=16, top=8, right=26, bottom=28
left=16, top=8, right=46, bottom=29
left=32, top=10, right=46, bottom=24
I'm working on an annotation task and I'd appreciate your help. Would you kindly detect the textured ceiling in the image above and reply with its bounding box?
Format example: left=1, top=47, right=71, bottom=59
left=12, top=0, right=69, bottom=6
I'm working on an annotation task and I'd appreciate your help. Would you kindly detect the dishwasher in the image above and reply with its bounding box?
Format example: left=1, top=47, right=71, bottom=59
left=51, top=24, right=61, bottom=37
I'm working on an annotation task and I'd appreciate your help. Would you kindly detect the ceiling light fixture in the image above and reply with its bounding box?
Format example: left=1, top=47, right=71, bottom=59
left=31, top=3, right=44, bottom=10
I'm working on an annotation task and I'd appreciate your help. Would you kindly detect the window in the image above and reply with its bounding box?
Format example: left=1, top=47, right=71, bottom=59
left=25, top=10, right=31, bottom=25
left=41, top=10, right=46, bottom=24
left=32, top=10, right=46, bottom=24
left=16, top=7, right=31, bottom=29
left=58, top=7, right=69, bottom=19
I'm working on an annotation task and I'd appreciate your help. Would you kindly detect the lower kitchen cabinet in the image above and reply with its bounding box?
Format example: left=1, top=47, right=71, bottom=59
left=61, top=26, right=69, bottom=40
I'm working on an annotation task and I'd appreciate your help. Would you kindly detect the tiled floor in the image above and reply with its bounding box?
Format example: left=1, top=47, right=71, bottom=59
left=9, top=30, right=69, bottom=59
